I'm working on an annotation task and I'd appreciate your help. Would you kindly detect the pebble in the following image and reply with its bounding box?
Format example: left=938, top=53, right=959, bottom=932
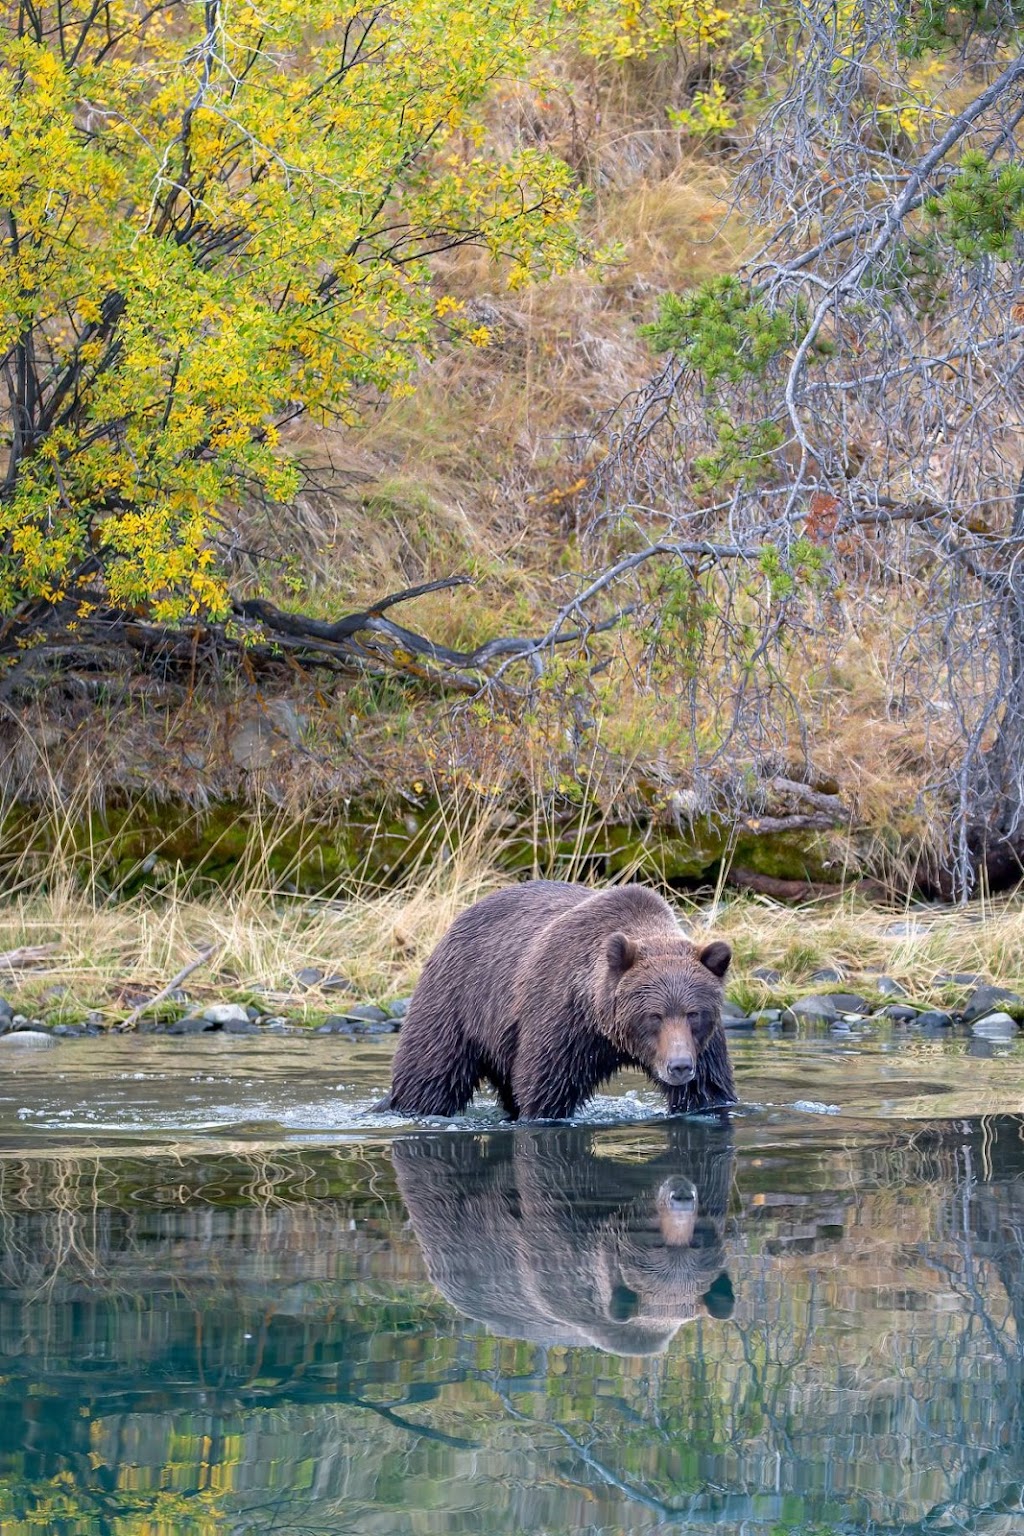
left=971, top=1012, right=1018, bottom=1041
left=201, top=1003, right=251, bottom=1026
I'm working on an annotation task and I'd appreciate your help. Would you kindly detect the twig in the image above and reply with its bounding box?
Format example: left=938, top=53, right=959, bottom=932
left=0, top=943, right=61, bottom=970
left=117, top=942, right=222, bottom=1032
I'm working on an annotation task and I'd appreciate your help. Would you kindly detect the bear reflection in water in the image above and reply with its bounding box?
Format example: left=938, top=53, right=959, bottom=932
left=392, top=1117, right=735, bottom=1356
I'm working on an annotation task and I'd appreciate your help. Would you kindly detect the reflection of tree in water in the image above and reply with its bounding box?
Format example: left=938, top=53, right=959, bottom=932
left=0, top=1120, right=1023, bottom=1533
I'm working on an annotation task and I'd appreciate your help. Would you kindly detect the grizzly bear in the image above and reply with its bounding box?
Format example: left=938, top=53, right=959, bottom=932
left=379, top=880, right=735, bottom=1120
left=392, top=1118, right=735, bottom=1354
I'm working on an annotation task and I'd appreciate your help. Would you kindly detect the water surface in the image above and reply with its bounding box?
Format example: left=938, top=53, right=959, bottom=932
left=1, top=1024, right=1023, bottom=1533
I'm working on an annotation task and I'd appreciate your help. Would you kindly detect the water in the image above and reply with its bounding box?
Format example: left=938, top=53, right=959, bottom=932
left=1, top=1024, right=1024, bottom=1534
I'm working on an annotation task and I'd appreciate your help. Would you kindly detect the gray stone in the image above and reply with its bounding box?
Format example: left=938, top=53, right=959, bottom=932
left=880, top=1004, right=920, bottom=1024
left=340, top=1003, right=390, bottom=1024
left=0, top=996, right=13, bottom=1019
left=201, top=1003, right=251, bottom=1025
left=963, top=985, right=1024, bottom=1023
left=722, top=1000, right=750, bottom=1021
left=885, top=920, right=930, bottom=939
left=751, top=1009, right=782, bottom=1025
left=0, top=1029, right=57, bottom=1048
left=261, top=1015, right=288, bottom=1028
left=751, top=967, right=782, bottom=985
left=782, top=993, right=872, bottom=1026
left=295, top=968, right=324, bottom=989
left=934, top=972, right=985, bottom=987
left=52, top=1022, right=86, bottom=1036
left=167, top=1016, right=218, bottom=1034
left=913, top=1010, right=954, bottom=1028
left=317, top=1018, right=357, bottom=1034
left=264, top=1020, right=291, bottom=1034
left=873, top=976, right=908, bottom=997
left=228, top=718, right=276, bottom=770
left=971, top=1011, right=1019, bottom=1041
left=322, top=975, right=358, bottom=995
left=387, top=997, right=412, bottom=1019
left=722, top=1015, right=756, bottom=1031
left=224, top=1018, right=260, bottom=1034
left=809, top=967, right=845, bottom=984
left=265, top=697, right=308, bottom=746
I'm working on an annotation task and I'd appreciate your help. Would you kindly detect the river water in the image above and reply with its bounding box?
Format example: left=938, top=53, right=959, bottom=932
left=1, top=1024, right=1023, bottom=1534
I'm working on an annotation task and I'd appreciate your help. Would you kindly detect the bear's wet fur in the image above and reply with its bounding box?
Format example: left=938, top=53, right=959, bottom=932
left=381, top=880, right=736, bottom=1120
left=392, top=1118, right=735, bottom=1354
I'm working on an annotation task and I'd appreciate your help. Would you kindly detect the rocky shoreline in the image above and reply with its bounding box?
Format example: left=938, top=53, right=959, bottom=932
left=2, top=977, right=1022, bottom=1046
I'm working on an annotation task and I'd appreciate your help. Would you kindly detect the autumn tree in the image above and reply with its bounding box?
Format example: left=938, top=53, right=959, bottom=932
left=0, top=0, right=582, bottom=660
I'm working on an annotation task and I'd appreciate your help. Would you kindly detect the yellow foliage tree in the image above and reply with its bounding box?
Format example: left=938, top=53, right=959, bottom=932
left=0, top=0, right=583, bottom=626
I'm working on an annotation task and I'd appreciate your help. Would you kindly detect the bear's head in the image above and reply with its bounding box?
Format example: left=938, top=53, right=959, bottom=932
left=604, top=932, right=731, bottom=1090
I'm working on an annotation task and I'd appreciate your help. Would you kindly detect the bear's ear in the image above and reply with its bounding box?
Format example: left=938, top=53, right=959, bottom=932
left=701, top=1271, right=735, bottom=1320
left=606, top=932, right=639, bottom=977
left=698, top=940, right=732, bottom=979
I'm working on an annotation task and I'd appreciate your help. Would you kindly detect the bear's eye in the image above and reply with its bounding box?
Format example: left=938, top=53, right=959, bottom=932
left=647, top=1013, right=663, bottom=1030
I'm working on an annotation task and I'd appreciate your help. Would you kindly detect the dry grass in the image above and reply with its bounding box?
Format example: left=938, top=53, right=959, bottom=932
left=4, top=836, right=1024, bottom=1026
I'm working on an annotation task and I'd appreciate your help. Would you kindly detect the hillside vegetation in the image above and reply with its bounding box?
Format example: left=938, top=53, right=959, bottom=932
left=2, top=1, right=1024, bottom=899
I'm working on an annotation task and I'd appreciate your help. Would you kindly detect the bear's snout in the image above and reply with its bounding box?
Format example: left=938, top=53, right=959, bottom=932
left=657, top=1177, right=698, bottom=1244
left=662, top=1054, right=694, bottom=1085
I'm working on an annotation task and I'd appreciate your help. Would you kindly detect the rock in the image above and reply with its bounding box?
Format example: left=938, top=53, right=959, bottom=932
left=340, top=1003, right=390, bottom=1024
left=51, top=1023, right=86, bottom=1037
left=971, top=1012, right=1018, bottom=1041
left=873, top=976, right=907, bottom=997
left=322, top=975, right=358, bottom=994
left=387, top=997, right=412, bottom=1019
left=913, top=1009, right=955, bottom=1028
left=0, top=996, right=13, bottom=1019
left=809, top=966, right=845, bottom=984
left=229, top=718, right=277, bottom=770
left=317, top=1018, right=358, bottom=1034
left=934, top=972, right=985, bottom=987
left=295, top=967, right=324, bottom=989
left=880, top=1004, right=920, bottom=1024
left=264, top=1019, right=291, bottom=1033
left=963, top=985, right=1024, bottom=1023
left=751, top=1009, right=782, bottom=1025
left=885, top=920, right=930, bottom=939
left=265, top=697, right=308, bottom=746
left=167, top=1015, right=219, bottom=1034
left=750, top=967, right=782, bottom=985
left=722, top=1014, right=756, bottom=1031
left=201, top=1003, right=251, bottom=1026
left=224, top=1018, right=260, bottom=1034
left=782, top=993, right=872, bottom=1026
left=0, top=1029, right=57, bottom=1048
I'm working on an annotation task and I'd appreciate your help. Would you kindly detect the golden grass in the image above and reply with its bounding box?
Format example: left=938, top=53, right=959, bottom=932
left=4, top=839, right=1024, bottom=1027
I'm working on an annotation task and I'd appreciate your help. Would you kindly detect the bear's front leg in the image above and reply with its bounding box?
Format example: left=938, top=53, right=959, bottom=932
left=511, top=1024, right=622, bottom=1121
